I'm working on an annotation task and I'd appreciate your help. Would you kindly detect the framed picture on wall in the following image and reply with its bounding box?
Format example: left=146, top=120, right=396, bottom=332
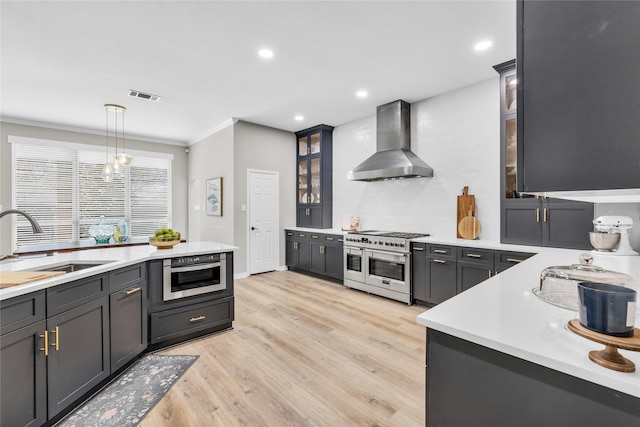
left=206, top=177, right=223, bottom=216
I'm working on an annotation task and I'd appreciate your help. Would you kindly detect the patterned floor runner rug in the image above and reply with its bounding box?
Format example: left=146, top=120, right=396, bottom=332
left=57, top=354, right=198, bottom=427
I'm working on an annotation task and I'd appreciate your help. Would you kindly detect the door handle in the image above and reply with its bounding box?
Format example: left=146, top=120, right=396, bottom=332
left=251, top=226, right=257, bottom=230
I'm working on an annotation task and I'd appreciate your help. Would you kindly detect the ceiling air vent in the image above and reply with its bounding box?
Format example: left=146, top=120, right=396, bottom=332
left=128, top=89, right=161, bottom=102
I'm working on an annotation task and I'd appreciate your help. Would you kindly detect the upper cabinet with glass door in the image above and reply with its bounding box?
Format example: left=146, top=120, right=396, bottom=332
left=494, top=60, right=520, bottom=200
left=295, top=124, right=334, bottom=229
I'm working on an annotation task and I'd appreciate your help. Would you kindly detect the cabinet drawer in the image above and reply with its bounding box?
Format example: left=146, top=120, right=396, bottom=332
left=47, top=274, right=108, bottom=316
left=150, top=297, right=234, bottom=344
left=457, top=247, right=494, bottom=265
left=496, top=250, right=535, bottom=265
left=427, top=245, right=456, bottom=259
left=0, top=290, right=46, bottom=335
left=109, top=262, right=146, bottom=293
left=295, top=231, right=311, bottom=240
left=323, top=234, right=342, bottom=243
left=412, top=242, right=427, bottom=252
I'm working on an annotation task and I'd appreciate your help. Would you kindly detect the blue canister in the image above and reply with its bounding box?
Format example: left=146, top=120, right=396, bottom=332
left=577, top=281, right=637, bottom=337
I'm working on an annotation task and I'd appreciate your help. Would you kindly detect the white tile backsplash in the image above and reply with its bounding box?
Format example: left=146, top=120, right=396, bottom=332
left=333, top=78, right=501, bottom=240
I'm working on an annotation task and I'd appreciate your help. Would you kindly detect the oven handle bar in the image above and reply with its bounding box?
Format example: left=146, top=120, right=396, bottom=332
left=365, top=249, right=408, bottom=261
left=170, top=262, right=221, bottom=273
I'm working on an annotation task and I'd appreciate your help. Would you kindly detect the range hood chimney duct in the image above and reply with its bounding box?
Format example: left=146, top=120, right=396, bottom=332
left=347, top=100, right=434, bottom=181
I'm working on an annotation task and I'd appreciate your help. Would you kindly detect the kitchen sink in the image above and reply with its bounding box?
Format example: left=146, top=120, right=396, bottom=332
left=33, top=260, right=115, bottom=273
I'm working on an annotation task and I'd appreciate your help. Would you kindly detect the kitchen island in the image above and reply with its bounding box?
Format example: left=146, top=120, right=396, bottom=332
left=0, top=241, right=237, bottom=427
left=416, top=246, right=640, bottom=425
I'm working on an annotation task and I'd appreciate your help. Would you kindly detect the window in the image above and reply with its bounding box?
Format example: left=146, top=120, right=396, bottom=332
left=10, top=136, right=172, bottom=247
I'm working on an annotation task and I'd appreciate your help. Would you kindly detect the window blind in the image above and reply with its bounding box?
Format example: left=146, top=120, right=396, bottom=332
left=12, top=141, right=171, bottom=247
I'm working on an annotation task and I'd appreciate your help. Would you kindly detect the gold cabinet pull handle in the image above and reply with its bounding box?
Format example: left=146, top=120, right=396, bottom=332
left=543, top=207, right=547, bottom=222
left=125, top=287, right=141, bottom=296
left=413, top=247, right=424, bottom=251
left=506, top=258, right=524, bottom=263
left=299, top=234, right=306, bottom=237
left=536, top=208, right=540, bottom=222
left=50, top=326, right=59, bottom=351
left=433, top=259, right=446, bottom=264
left=434, top=249, right=447, bottom=254
left=488, top=271, right=492, bottom=278
left=311, top=235, right=319, bottom=239
left=40, top=330, right=49, bottom=356
left=466, top=253, right=482, bottom=258
left=189, top=315, right=206, bottom=323
left=326, top=237, right=334, bottom=241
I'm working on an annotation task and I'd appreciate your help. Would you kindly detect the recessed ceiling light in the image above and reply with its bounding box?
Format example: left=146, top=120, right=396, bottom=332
left=294, top=115, right=304, bottom=121
left=356, top=90, right=368, bottom=98
left=474, top=40, right=493, bottom=51
left=258, top=49, right=274, bottom=59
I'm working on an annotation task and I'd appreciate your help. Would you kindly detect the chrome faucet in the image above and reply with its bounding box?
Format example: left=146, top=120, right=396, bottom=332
left=0, top=209, right=43, bottom=233
left=0, top=209, right=43, bottom=261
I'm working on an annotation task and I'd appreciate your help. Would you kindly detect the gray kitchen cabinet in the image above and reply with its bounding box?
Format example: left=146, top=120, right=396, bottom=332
left=310, top=232, right=343, bottom=281
left=285, top=230, right=311, bottom=271
left=456, top=247, right=494, bottom=293
left=146, top=255, right=234, bottom=350
left=109, top=263, right=147, bottom=373
left=426, top=329, right=640, bottom=425
left=0, top=291, right=47, bottom=427
left=295, top=124, right=334, bottom=228
left=412, top=244, right=536, bottom=306
left=46, top=294, right=110, bottom=418
left=495, top=60, right=593, bottom=250
left=412, top=243, right=457, bottom=306
left=322, top=234, right=344, bottom=281
left=517, top=0, right=640, bottom=192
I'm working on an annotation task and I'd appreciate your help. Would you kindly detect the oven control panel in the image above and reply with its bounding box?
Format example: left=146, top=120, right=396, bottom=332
left=344, top=235, right=408, bottom=251
left=170, top=253, right=220, bottom=267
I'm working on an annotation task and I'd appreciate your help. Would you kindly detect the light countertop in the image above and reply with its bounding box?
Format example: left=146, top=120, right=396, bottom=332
left=0, top=241, right=238, bottom=301
left=416, top=247, right=640, bottom=399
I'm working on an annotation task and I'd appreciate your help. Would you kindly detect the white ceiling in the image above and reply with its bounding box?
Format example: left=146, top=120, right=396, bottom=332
left=0, top=1, right=516, bottom=145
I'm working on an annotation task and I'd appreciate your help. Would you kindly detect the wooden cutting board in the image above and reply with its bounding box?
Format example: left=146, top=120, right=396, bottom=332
left=0, top=271, right=66, bottom=288
left=458, top=205, right=482, bottom=240
left=457, top=186, right=476, bottom=238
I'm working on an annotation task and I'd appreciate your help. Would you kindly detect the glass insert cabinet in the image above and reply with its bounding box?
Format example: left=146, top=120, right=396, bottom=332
left=295, top=124, right=334, bottom=228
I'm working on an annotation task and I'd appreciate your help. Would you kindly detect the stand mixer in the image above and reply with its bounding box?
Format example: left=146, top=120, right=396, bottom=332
left=592, top=216, right=639, bottom=255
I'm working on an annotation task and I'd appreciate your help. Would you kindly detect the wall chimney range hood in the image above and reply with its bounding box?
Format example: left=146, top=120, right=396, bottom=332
left=347, top=100, right=433, bottom=181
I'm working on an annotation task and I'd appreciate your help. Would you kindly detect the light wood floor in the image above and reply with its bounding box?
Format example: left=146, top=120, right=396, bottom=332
left=141, top=271, right=427, bottom=427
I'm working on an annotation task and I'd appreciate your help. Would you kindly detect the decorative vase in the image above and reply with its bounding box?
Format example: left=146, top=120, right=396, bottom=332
left=88, top=215, right=116, bottom=244
left=117, top=219, right=129, bottom=242
left=112, top=226, right=125, bottom=243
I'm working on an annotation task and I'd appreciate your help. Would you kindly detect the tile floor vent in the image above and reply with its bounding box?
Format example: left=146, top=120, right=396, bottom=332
left=128, top=90, right=161, bottom=102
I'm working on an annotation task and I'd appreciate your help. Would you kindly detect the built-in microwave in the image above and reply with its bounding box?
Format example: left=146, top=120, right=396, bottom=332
left=162, top=253, right=227, bottom=301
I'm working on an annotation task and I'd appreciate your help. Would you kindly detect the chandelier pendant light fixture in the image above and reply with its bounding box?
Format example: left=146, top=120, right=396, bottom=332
left=102, top=103, right=133, bottom=182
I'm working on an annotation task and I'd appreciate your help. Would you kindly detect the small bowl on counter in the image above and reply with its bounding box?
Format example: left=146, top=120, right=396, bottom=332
left=149, top=236, right=180, bottom=249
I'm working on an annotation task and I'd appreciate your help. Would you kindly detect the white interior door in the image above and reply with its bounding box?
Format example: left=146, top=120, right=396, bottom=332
left=248, top=170, right=279, bottom=274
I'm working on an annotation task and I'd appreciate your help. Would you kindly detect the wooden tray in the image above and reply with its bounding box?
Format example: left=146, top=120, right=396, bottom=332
left=567, top=319, right=640, bottom=372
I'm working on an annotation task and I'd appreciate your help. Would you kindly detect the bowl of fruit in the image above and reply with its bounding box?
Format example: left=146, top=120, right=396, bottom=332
left=149, top=228, right=182, bottom=249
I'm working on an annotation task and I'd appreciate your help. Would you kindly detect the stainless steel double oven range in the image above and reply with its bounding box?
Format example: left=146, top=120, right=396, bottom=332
left=343, top=230, right=429, bottom=304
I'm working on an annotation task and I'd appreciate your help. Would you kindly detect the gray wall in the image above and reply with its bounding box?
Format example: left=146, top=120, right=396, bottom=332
left=233, top=121, right=296, bottom=275
left=187, top=123, right=235, bottom=247
left=0, top=121, right=188, bottom=255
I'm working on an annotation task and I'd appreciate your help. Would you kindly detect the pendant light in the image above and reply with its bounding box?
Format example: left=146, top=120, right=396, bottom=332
left=103, top=104, right=132, bottom=182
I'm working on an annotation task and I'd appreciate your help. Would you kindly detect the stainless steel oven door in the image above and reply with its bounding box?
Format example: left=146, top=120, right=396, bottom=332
left=365, top=249, right=410, bottom=293
left=163, top=254, right=227, bottom=301
left=344, top=246, right=365, bottom=283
